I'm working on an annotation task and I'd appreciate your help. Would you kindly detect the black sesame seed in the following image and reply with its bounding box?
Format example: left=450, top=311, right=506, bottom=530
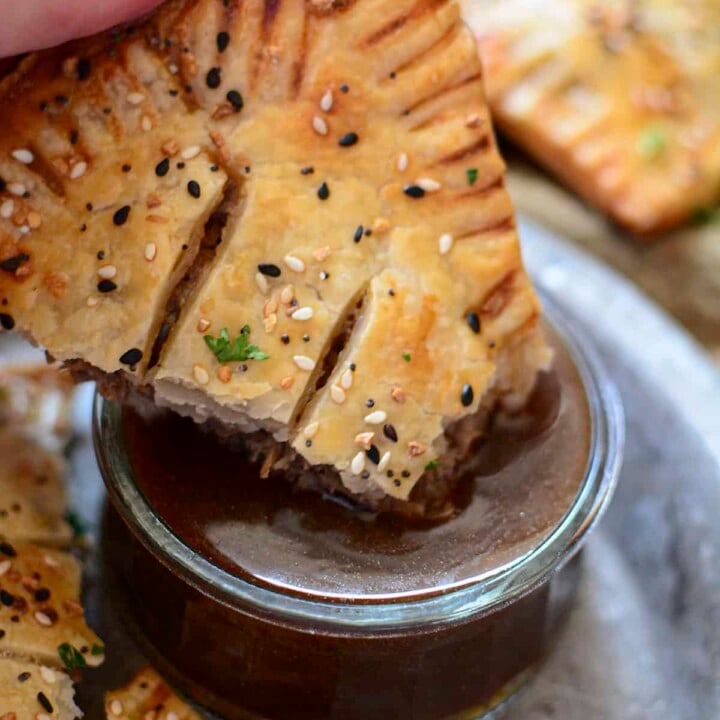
left=300, top=166, right=314, bottom=175
left=361, top=471, right=370, bottom=480
left=113, top=205, right=131, bottom=226
left=177, top=162, right=186, bottom=169
left=338, top=132, right=359, bottom=147
left=39, top=101, right=48, bottom=112
left=461, top=383, right=474, bottom=407
left=386, top=469, right=394, bottom=478
left=389, top=71, right=397, bottom=79
left=366, top=444, right=380, bottom=465
left=86, top=202, right=93, bottom=211
left=258, top=263, right=281, bottom=278
left=122, top=163, right=131, bottom=172
left=317, top=182, right=330, bottom=200
left=0, top=314, right=15, bottom=331
left=210, top=164, right=219, bottom=172
left=388, top=289, right=396, bottom=297
left=383, top=424, right=398, bottom=443
left=217, top=31, right=230, bottom=53
left=77, top=58, right=91, bottom=81
left=303, top=334, right=310, bottom=342
left=102, top=107, right=112, bottom=115
left=0, top=178, right=5, bottom=192
left=401, top=470, right=411, bottom=478
left=353, top=225, right=363, bottom=242
left=34, top=588, right=50, bottom=602
left=185, top=84, right=193, bottom=93
left=403, top=185, right=425, bottom=199
left=187, top=180, right=201, bottom=198
left=349, top=363, right=356, bottom=371
left=0, top=254, right=30, bottom=272
left=226, top=89, right=243, bottom=111
left=37, top=691, right=53, bottom=713
left=280, top=334, right=290, bottom=345
left=119, top=348, right=143, bottom=367
left=17, top=670, right=30, bottom=680
left=364, top=227, right=372, bottom=236
left=340, top=83, right=349, bottom=93
left=393, top=478, right=401, bottom=487
left=98, top=280, right=117, bottom=293
left=155, top=157, right=170, bottom=177
left=79, top=224, right=87, bottom=232
left=366, top=398, right=375, bottom=408
left=488, top=341, right=496, bottom=348
left=206, top=66, right=221, bottom=89
left=182, top=244, right=189, bottom=251
left=466, top=311, right=481, bottom=334
left=169, top=89, right=179, bottom=96
left=70, top=129, right=79, bottom=145
left=0, top=629, right=4, bottom=639
left=320, top=271, right=329, bottom=280
left=0, top=590, right=13, bottom=606
left=305, top=439, right=312, bottom=447
left=55, top=94, right=69, bottom=105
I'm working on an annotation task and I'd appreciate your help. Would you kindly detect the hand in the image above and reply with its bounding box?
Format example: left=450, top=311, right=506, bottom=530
left=0, top=0, right=163, bottom=58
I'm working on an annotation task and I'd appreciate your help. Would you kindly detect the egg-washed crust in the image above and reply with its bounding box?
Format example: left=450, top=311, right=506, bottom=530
left=0, top=433, right=71, bottom=548
left=0, top=657, right=81, bottom=720
left=0, top=0, right=547, bottom=502
left=105, top=666, right=203, bottom=720
left=0, top=541, right=104, bottom=669
left=462, top=0, right=720, bottom=237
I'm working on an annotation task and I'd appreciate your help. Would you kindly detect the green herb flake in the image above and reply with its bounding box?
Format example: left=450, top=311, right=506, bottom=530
left=637, top=128, right=666, bottom=160
left=58, top=643, right=87, bottom=672
left=90, top=644, right=105, bottom=656
left=466, top=168, right=479, bottom=186
left=64, top=510, right=86, bottom=540
left=691, top=206, right=720, bottom=226
left=402, top=352, right=411, bottom=362
left=425, top=459, right=439, bottom=471
left=204, top=326, right=269, bottom=363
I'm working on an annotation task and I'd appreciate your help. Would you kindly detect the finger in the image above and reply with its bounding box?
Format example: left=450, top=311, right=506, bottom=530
left=0, top=0, right=164, bottom=58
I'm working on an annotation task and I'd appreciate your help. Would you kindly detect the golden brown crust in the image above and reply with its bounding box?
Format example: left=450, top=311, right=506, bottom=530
left=105, top=666, right=203, bottom=720
left=0, top=0, right=547, bottom=501
left=462, top=0, right=720, bottom=237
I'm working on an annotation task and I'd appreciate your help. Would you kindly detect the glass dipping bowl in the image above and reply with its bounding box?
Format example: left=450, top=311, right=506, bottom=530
left=94, top=300, right=624, bottom=720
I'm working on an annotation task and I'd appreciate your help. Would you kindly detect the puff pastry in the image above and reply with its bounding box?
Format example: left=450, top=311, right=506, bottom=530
left=0, top=0, right=549, bottom=505
left=461, top=0, right=720, bottom=236
left=105, top=666, right=202, bottom=720
left=0, top=657, right=81, bottom=720
left=0, top=541, right=104, bottom=669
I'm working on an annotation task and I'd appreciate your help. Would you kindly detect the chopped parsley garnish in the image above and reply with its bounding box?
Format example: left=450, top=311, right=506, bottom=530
left=58, top=643, right=86, bottom=672
left=425, top=459, right=439, bottom=471
left=691, top=205, right=720, bottom=225
left=637, top=128, right=666, bottom=160
left=402, top=352, right=411, bottom=362
left=90, top=644, right=105, bottom=656
left=466, top=168, right=479, bottom=186
left=204, top=326, right=269, bottom=363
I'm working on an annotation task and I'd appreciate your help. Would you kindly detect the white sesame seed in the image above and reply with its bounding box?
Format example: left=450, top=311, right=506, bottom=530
left=145, top=242, right=157, bottom=262
left=303, top=421, right=319, bottom=438
left=110, top=699, right=123, bottom=716
left=181, top=145, right=201, bottom=160
left=87, top=297, right=98, bottom=308
left=37, top=714, right=51, bottom=720
left=70, top=161, right=87, bottom=179
left=169, top=62, right=179, bottom=74
left=19, top=225, right=29, bottom=234
left=320, top=89, right=334, bottom=112
left=340, top=368, right=353, bottom=389
left=255, top=272, right=269, bottom=293
left=438, top=233, right=453, bottom=255
left=378, top=451, right=391, bottom=473
left=35, top=611, right=52, bottom=626
left=396, top=152, right=408, bottom=172
left=40, top=666, right=57, bottom=684
left=167, top=713, right=179, bottom=720
left=127, top=91, right=145, bottom=105
left=313, top=245, right=331, bottom=261
left=0, top=560, right=10, bottom=576
left=331, top=385, right=346, bottom=404
left=193, top=364, right=210, bottom=385
left=350, top=451, right=366, bottom=475
left=364, top=410, right=387, bottom=424
left=284, top=254, right=306, bottom=273
left=280, top=284, right=295, bottom=304
left=417, top=177, right=441, bottom=192
left=11, top=148, right=34, bottom=164
left=291, top=306, right=314, bottom=321
left=141, top=115, right=153, bottom=132
left=294, top=355, right=316, bottom=371
left=0, top=200, right=14, bottom=218
left=354, top=432, right=374, bottom=449
left=97, top=265, right=117, bottom=279
left=8, top=182, right=26, bottom=197
left=312, top=115, right=328, bottom=136
left=197, top=317, right=211, bottom=332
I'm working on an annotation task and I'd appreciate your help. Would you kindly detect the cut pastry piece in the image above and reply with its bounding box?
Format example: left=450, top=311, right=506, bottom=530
left=0, top=0, right=550, bottom=507
left=0, top=433, right=71, bottom=547
left=461, top=0, right=720, bottom=236
left=0, top=657, right=81, bottom=720
left=0, top=541, right=104, bottom=669
left=105, top=666, right=202, bottom=720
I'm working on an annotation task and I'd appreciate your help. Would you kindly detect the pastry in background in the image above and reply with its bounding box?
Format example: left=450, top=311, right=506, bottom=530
left=105, top=666, right=202, bottom=720
left=462, top=0, right=720, bottom=236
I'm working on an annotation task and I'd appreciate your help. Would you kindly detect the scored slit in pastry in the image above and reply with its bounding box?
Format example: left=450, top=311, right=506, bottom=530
left=461, top=0, right=720, bottom=236
left=0, top=0, right=550, bottom=512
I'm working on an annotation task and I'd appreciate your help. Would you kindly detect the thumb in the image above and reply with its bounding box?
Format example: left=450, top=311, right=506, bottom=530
left=0, top=0, right=164, bottom=58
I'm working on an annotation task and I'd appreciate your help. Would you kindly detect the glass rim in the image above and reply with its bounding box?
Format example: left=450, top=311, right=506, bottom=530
left=94, top=296, right=624, bottom=632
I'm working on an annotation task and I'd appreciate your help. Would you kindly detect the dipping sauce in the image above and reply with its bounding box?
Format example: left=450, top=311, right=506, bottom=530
left=100, top=326, right=601, bottom=720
